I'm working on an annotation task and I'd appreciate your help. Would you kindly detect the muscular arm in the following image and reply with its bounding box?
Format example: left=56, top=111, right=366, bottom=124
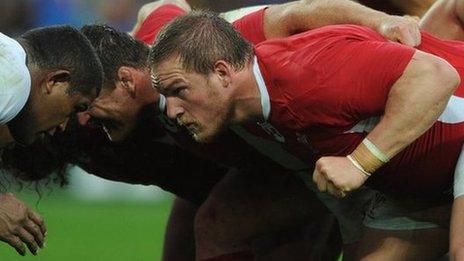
left=264, top=0, right=421, bottom=45
left=366, top=51, right=459, bottom=158
left=314, top=50, right=460, bottom=196
left=163, top=197, right=197, bottom=261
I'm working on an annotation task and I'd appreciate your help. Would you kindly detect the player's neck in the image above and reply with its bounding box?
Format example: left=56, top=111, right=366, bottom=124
left=231, top=63, right=264, bottom=124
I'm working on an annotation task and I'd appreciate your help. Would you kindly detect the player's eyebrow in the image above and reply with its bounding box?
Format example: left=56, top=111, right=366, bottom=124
left=157, top=78, right=186, bottom=95
left=166, top=79, right=186, bottom=93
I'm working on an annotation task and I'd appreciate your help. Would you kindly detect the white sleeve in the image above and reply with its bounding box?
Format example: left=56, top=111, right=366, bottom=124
left=0, top=32, right=31, bottom=124
left=454, top=146, right=464, bottom=198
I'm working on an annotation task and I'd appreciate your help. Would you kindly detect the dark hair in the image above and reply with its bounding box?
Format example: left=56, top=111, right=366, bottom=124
left=80, top=24, right=150, bottom=88
left=149, top=10, right=253, bottom=76
left=18, top=25, right=103, bottom=96
left=1, top=132, right=70, bottom=187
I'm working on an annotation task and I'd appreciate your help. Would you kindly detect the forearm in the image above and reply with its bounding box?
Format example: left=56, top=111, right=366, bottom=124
left=264, top=0, right=421, bottom=45
left=303, top=0, right=393, bottom=29
left=366, top=51, right=459, bottom=160
left=162, top=197, right=197, bottom=261
left=267, top=0, right=393, bottom=36
left=450, top=197, right=464, bottom=260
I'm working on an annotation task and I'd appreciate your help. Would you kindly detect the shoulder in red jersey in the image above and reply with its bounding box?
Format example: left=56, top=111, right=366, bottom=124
left=249, top=25, right=464, bottom=196
left=133, top=4, right=186, bottom=45
left=254, top=25, right=415, bottom=132
left=232, top=7, right=267, bottom=45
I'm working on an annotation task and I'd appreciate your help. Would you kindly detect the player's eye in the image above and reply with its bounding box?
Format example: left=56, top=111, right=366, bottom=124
left=173, top=87, right=186, bottom=97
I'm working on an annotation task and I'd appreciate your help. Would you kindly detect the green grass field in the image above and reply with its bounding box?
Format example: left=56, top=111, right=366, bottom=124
left=0, top=190, right=173, bottom=261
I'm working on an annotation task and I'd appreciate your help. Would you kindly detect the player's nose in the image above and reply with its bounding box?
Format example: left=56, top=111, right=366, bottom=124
left=166, top=97, right=184, bottom=120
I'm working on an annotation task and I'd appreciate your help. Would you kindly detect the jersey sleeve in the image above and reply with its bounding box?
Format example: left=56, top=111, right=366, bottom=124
left=133, top=4, right=186, bottom=45
left=284, top=26, right=417, bottom=128
left=232, top=7, right=267, bottom=45
left=0, top=33, right=31, bottom=124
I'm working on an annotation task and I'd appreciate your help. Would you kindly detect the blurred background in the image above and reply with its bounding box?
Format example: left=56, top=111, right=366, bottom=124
left=0, top=0, right=433, bottom=36
left=0, top=0, right=434, bottom=260
left=0, top=0, right=293, bottom=36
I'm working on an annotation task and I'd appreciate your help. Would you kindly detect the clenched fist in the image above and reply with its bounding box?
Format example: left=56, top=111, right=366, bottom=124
left=312, top=156, right=369, bottom=198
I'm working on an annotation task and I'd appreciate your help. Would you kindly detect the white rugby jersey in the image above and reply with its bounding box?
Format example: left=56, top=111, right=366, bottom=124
left=0, top=32, right=31, bottom=124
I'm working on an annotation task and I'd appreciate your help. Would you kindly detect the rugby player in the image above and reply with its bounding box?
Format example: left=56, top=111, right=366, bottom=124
left=148, top=5, right=461, bottom=258
left=0, top=26, right=102, bottom=256
left=0, top=1, right=420, bottom=258
left=81, top=1, right=430, bottom=260
left=0, top=1, right=418, bottom=258
left=86, top=1, right=424, bottom=260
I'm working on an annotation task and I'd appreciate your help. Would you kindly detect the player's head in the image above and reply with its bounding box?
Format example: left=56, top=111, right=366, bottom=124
left=81, top=24, right=157, bottom=142
left=7, top=25, right=103, bottom=145
left=149, top=11, right=253, bottom=142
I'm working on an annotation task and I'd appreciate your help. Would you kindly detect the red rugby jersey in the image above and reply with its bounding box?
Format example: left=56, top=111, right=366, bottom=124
left=133, top=4, right=267, bottom=45
left=248, top=25, right=464, bottom=196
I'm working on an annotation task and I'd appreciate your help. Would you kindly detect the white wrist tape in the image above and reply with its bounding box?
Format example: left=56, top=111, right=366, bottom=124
left=362, top=138, right=390, bottom=163
left=347, top=155, right=371, bottom=177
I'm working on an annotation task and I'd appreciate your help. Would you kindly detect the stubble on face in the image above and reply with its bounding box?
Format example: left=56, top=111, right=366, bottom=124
left=154, top=56, right=234, bottom=143
left=189, top=85, right=232, bottom=143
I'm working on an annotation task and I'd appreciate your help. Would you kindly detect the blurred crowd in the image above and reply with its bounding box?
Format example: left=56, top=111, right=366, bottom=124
left=1, top=0, right=144, bottom=35
left=0, top=0, right=289, bottom=36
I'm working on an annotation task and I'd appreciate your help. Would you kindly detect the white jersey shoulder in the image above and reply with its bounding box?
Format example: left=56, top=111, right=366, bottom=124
left=0, top=32, right=31, bottom=124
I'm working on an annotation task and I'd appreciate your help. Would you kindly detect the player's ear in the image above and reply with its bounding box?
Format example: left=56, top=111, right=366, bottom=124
left=214, top=60, right=232, bottom=87
left=117, top=66, right=136, bottom=98
left=44, top=70, right=71, bottom=94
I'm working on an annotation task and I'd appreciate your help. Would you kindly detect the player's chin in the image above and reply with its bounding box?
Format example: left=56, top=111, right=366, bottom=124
left=108, top=131, right=129, bottom=143
left=192, top=129, right=219, bottom=144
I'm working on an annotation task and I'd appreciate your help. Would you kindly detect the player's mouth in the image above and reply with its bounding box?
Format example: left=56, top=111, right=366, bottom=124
left=185, top=123, right=196, bottom=133
left=176, top=117, right=186, bottom=127
left=186, top=122, right=202, bottom=137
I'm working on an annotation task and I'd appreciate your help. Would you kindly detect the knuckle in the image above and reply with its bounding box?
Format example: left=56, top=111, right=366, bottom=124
left=25, top=234, right=34, bottom=243
left=312, top=172, right=318, bottom=181
left=11, top=237, right=21, bottom=246
left=11, top=226, right=21, bottom=234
